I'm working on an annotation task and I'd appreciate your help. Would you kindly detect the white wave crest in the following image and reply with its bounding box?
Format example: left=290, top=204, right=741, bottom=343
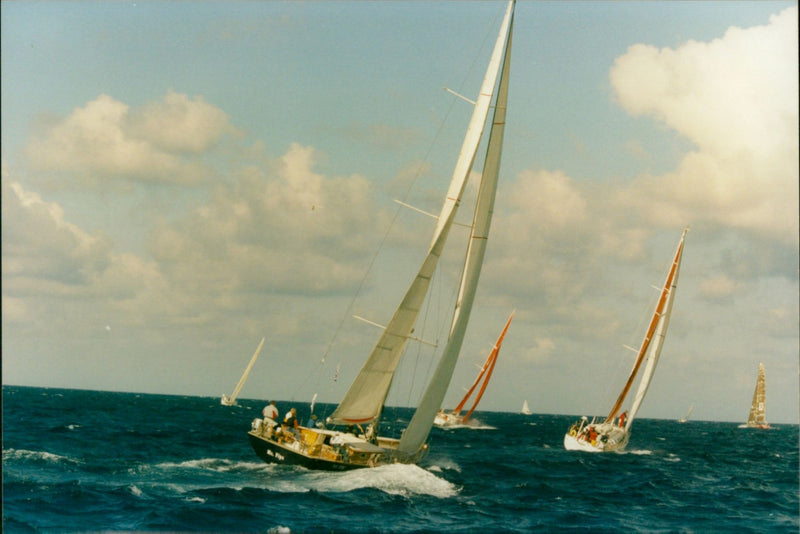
left=152, top=457, right=271, bottom=473
left=301, top=464, right=458, bottom=498
left=3, top=448, right=82, bottom=465
left=427, top=457, right=462, bottom=473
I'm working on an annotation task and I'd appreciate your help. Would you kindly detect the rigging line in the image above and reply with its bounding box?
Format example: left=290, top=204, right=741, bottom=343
left=317, top=38, right=477, bottom=369
left=407, top=250, right=437, bottom=407
left=316, top=4, right=507, bottom=405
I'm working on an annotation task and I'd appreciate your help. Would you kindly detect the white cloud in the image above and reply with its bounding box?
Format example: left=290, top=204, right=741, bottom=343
left=1, top=178, right=167, bottom=331
left=610, top=6, right=798, bottom=242
left=26, top=92, right=237, bottom=185
left=697, top=273, right=740, bottom=300
left=1, top=179, right=112, bottom=287
left=129, top=90, right=239, bottom=154
left=147, top=143, right=387, bottom=297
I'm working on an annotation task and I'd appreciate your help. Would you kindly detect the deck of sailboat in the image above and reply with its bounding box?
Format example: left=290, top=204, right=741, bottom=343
left=564, top=421, right=629, bottom=453
left=247, top=420, right=427, bottom=470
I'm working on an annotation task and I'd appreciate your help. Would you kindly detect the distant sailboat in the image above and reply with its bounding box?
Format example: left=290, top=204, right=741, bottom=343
left=564, top=229, right=688, bottom=453
left=221, top=337, right=265, bottom=406
left=678, top=404, right=693, bottom=423
left=434, top=312, right=514, bottom=428
left=247, top=1, right=516, bottom=470
left=740, top=363, right=770, bottom=429
left=521, top=400, right=532, bottom=415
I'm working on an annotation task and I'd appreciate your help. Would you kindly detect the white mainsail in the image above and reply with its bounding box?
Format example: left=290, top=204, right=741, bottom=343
left=222, top=337, right=265, bottom=406
left=399, top=4, right=514, bottom=454
left=329, top=0, right=515, bottom=432
left=603, top=228, right=687, bottom=427
left=624, top=230, right=685, bottom=430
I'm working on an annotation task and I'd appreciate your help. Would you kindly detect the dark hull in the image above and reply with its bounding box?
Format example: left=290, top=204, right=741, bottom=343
left=248, top=431, right=366, bottom=471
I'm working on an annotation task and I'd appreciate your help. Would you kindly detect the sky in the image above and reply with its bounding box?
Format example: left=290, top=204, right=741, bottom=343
left=2, top=1, right=798, bottom=425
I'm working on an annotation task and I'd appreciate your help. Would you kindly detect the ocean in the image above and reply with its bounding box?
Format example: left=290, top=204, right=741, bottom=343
left=3, top=386, right=798, bottom=533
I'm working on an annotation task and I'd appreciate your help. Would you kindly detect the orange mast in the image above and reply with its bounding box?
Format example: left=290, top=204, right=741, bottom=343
left=604, top=236, right=686, bottom=424
left=454, top=311, right=514, bottom=420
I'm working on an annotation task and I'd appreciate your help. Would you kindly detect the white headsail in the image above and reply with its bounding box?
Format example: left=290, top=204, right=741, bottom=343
left=329, top=1, right=515, bottom=430
left=625, top=229, right=686, bottom=429
left=223, top=337, right=265, bottom=405
left=399, top=3, right=514, bottom=453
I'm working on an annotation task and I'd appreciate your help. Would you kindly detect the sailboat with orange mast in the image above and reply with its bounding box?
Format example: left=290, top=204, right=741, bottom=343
left=564, top=229, right=688, bottom=452
left=434, top=311, right=514, bottom=428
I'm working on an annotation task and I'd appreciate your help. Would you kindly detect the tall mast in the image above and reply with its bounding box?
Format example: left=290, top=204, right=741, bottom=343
left=606, top=228, right=688, bottom=424
left=399, top=0, right=515, bottom=454
left=328, top=1, right=514, bottom=428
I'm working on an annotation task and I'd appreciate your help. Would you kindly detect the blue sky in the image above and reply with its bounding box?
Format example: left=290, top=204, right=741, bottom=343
left=2, top=1, right=797, bottom=424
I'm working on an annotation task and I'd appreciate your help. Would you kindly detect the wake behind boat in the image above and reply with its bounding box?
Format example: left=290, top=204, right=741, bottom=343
left=564, top=229, right=688, bottom=453
left=248, top=1, right=516, bottom=470
left=434, top=311, right=514, bottom=428
left=739, top=362, right=770, bottom=429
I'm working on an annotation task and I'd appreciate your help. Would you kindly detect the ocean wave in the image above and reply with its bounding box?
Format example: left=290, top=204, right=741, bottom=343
left=3, top=448, right=82, bottom=466
left=299, top=463, right=458, bottom=498
left=152, top=457, right=270, bottom=473
left=132, top=458, right=457, bottom=498
left=427, top=457, right=462, bottom=473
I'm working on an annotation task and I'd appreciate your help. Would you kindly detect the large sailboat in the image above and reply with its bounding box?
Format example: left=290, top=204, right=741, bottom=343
left=221, top=337, right=265, bottom=406
left=248, top=1, right=516, bottom=470
left=434, top=311, right=514, bottom=428
left=564, top=229, right=688, bottom=453
left=740, top=363, right=770, bottom=429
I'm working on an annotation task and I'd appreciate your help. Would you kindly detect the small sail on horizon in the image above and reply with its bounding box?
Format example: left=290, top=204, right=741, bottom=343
left=221, top=337, right=266, bottom=406
left=741, top=363, right=770, bottom=429
left=678, top=404, right=694, bottom=423
left=521, top=400, right=532, bottom=415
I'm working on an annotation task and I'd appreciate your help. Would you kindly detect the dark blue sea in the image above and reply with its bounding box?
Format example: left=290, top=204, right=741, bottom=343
left=3, top=386, right=798, bottom=533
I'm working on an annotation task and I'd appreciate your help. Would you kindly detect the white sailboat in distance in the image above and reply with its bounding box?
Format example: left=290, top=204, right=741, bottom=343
left=248, top=1, right=516, bottom=470
left=221, top=337, right=265, bottom=406
left=564, top=229, right=688, bottom=453
left=678, top=404, right=694, bottom=423
left=521, top=400, right=532, bottom=415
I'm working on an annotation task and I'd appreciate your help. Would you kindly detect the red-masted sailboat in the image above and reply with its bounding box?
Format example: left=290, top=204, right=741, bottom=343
left=564, top=228, right=688, bottom=452
left=434, top=311, right=514, bottom=428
